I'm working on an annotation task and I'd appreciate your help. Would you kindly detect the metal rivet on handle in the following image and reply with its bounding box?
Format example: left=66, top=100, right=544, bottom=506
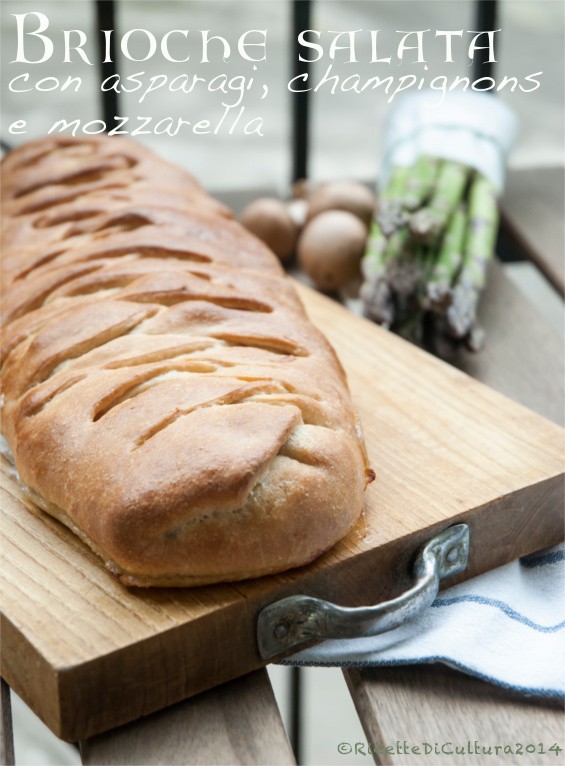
left=274, top=624, right=288, bottom=639
left=446, top=547, right=459, bottom=563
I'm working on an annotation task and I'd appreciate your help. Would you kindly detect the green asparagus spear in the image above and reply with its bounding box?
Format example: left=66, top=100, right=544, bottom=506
left=360, top=277, right=395, bottom=326
left=422, top=205, right=467, bottom=311
left=409, top=160, right=471, bottom=244
left=447, top=174, right=499, bottom=338
left=402, top=155, right=440, bottom=211
left=459, top=174, right=499, bottom=291
left=384, top=164, right=410, bottom=197
left=359, top=219, right=395, bottom=325
left=387, top=235, right=426, bottom=298
left=377, top=164, right=410, bottom=237
left=361, top=220, right=387, bottom=277
left=360, top=166, right=411, bottom=323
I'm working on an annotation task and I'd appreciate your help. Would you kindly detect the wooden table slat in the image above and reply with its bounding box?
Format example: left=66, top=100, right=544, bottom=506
left=80, top=669, right=296, bottom=766
left=343, top=666, right=564, bottom=766
left=454, top=258, right=564, bottom=425
left=502, top=166, right=565, bottom=297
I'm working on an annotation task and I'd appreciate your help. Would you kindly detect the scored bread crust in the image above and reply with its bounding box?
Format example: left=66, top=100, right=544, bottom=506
left=0, top=135, right=372, bottom=587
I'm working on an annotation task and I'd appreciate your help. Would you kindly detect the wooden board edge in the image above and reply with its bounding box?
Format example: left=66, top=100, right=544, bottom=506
left=0, top=612, right=62, bottom=738
left=54, top=597, right=267, bottom=742
left=37, top=472, right=564, bottom=742
left=453, top=473, right=565, bottom=586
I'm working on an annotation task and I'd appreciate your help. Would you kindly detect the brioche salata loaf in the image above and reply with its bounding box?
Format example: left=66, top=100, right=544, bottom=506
left=0, top=136, right=372, bottom=587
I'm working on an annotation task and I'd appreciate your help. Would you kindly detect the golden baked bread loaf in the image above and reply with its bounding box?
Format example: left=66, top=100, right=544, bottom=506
left=0, top=136, right=372, bottom=587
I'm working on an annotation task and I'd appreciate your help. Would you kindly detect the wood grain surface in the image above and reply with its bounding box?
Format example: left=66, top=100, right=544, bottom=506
left=80, top=669, right=295, bottom=766
left=344, top=666, right=564, bottom=766
left=1, top=281, right=563, bottom=742
left=502, top=166, right=565, bottom=296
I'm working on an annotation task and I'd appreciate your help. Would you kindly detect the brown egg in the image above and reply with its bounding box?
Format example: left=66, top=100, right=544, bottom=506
left=306, top=181, right=376, bottom=227
left=298, top=210, right=368, bottom=291
left=240, top=198, right=297, bottom=262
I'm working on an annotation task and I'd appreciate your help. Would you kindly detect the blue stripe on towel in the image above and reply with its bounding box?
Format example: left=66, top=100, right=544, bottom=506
left=432, top=595, right=565, bottom=633
left=520, top=550, right=565, bottom=568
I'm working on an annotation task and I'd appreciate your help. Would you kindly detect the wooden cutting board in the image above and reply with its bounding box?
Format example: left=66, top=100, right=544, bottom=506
left=1, top=282, right=563, bottom=742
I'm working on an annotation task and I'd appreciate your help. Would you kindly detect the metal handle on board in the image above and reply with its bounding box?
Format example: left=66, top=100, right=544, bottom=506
left=257, top=523, right=470, bottom=660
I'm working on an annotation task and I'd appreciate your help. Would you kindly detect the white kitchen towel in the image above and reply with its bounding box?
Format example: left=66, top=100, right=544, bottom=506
left=280, top=543, right=565, bottom=700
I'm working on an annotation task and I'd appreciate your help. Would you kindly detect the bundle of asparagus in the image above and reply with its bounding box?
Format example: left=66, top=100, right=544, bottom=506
left=360, top=156, right=499, bottom=357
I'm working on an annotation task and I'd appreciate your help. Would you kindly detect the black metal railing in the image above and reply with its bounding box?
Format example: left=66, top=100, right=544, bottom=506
left=95, top=0, right=120, bottom=131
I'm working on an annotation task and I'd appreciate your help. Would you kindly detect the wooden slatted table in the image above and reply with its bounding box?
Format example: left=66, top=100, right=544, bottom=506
left=2, top=167, right=563, bottom=766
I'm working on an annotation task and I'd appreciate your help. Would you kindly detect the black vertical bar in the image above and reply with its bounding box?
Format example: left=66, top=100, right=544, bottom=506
left=292, top=0, right=311, bottom=182
left=290, top=2, right=311, bottom=754
left=289, top=666, right=303, bottom=764
left=0, top=678, right=15, bottom=766
left=95, top=0, right=120, bottom=131
left=473, top=0, right=498, bottom=81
